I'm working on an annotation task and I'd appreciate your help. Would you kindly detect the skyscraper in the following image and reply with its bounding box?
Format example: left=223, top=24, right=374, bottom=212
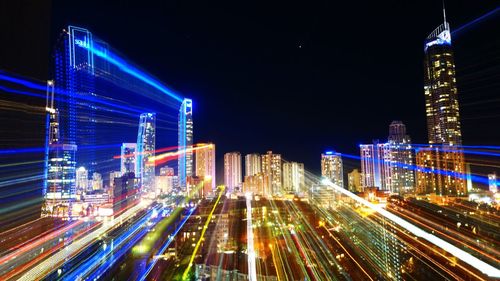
left=196, top=143, right=216, bottom=190
left=360, top=141, right=392, bottom=191
left=261, top=151, right=282, bottom=196
left=136, top=113, right=156, bottom=194
left=387, top=121, right=415, bottom=194
left=121, top=143, right=137, bottom=175
left=347, top=169, right=362, bottom=193
left=423, top=8, right=461, bottom=146
left=245, top=153, right=261, bottom=177
left=178, top=98, right=193, bottom=189
left=224, top=152, right=242, bottom=192
left=42, top=80, right=77, bottom=218
left=76, top=166, right=88, bottom=191
left=416, top=7, right=466, bottom=196
left=282, top=162, right=305, bottom=193
left=321, top=151, right=343, bottom=188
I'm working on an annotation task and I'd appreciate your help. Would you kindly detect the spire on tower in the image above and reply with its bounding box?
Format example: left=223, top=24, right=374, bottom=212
left=442, top=0, right=449, bottom=29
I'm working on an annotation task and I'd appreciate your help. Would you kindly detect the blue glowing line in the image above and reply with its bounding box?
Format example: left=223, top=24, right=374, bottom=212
left=65, top=205, right=164, bottom=280
left=452, top=6, right=500, bottom=36
left=0, top=73, right=150, bottom=115
left=341, top=152, right=498, bottom=186
left=78, top=44, right=183, bottom=102
left=0, top=144, right=121, bottom=155
left=138, top=207, right=196, bottom=281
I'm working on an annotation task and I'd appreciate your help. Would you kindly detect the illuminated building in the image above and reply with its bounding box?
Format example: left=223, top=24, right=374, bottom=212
left=42, top=81, right=77, bottom=218
left=387, top=121, right=415, bottom=194
left=245, top=153, right=261, bottom=177
left=416, top=7, right=466, bottom=196
left=282, top=162, right=305, bottom=193
left=112, top=172, right=139, bottom=215
left=261, top=151, right=282, bottom=196
left=195, top=143, right=216, bottom=191
left=91, top=172, right=103, bottom=190
left=120, top=143, right=137, bottom=175
left=488, top=173, right=497, bottom=194
left=136, top=113, right=156, bottom=194
left=321, top=151, right=343, bottom=188
left=224, top=152, right=242, bottom=192
left=360, top=141, right=392, bottom=191
left=109, top=171, right=122, bottom=188
left=178, top=98, right=193, bottom=189
left=76, top=166, right=89, bottom=191
left=415, top=147, right=466, bottom=196
left=157, top=166, right=176, bottom=194
left=424, top=8, right=461, bottom=146
left=242, top=173, right=268, bottom=195
left=347, top=169, right=362, bottom=193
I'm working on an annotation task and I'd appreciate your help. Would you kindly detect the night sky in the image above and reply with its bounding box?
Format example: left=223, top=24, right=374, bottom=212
left=2, top=0, right=499, bottom=176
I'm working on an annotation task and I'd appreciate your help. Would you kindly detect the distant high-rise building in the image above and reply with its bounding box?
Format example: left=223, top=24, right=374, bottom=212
left=178, top=98, right=193, bottom=188
left=224, top=152, right=242, bottom=192
left=488, top=173, right=497, bottom=194
left=196, top=143, right=216, bottom=191
left=121, top=143, right=137, bottom=175
left=416, top=7, right=466, bottom=196
left=423, top=8, right=461, bottom=146
left=360, top=141, right=392, bottom=191
left=321, top=151, right=343, bottom=188
left=109, top=171, right=122, bottom=188
left=416, top=147, right=466, bottom=196
left=136, top=113, right=156, bottom=193
left=283, top=162, right=305, bottom=193
left=387, top=121, right=415, bottom=194
left=261, top=151, right=282, bottom=196
left=91, top=172, right=103, bottom=190
left=245, top=154, right=262, bottom=177
left=76, top=166, right=89, bottom=191
left=347, top=169, right=362, bottom=193
left=42, top=82, right=77, bottom=218
left=113, top=172, right=139, bottom=215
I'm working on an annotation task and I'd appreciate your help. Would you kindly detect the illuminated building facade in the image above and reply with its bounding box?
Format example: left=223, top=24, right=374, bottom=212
left=416, top=147, right=466, bottom=196
left=488, top=173, right=497, bottom=194
left=224, top=152, right=242, bottom=192
left=282, top=162, right=305, bottom=193
left=261, top=151, right=282, bottom=196
left=120, top=143, right=137, bottom=175
left=178, top=98, right=193, bottom=188
left=347, top=169, right=362, bottom=193
left=136, top=113, right=156, bottom=193
left=416, top=8, right=466, bottom=196
left=43, top=80, right=77, bottom=218
left=76, top=166, right=89, bottom=191
left=195, top=143, right=216, bottom=190
left=360, top=141, right=392, bottom=191
left=245, top=153, right=261, bottom=177
left=321, top=151, right=343, bottom=188
left=387, top=121, right=415, bottom=194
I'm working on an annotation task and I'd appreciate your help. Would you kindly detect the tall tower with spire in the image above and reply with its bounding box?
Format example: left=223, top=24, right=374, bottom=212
left=416, top=5, right=466, bottom=196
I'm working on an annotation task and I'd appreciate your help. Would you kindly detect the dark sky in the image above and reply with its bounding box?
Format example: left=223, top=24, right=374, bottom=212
left=2, top=0, right=499, bottom=175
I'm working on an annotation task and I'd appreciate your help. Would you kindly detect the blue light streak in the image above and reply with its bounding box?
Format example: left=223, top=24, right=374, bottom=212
left=0, top=144, right=121, bottom=155
left=138, top=207, right=196, bottom=281
left=452, top=6, right=500, bottom=36
left=77, top=44, right=183, bottom=103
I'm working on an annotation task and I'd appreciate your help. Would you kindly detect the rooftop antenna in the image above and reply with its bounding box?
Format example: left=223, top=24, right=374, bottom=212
left=442, top=0, right=448, bottom=29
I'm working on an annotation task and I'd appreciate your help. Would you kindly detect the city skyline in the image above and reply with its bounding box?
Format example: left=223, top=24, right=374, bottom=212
left=1, top=1, right=498, bottom=176
left=0, top=2, right=499, bottom=281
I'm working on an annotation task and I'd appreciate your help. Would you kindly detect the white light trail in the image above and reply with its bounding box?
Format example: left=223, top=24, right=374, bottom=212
left=320, top=178, right=500, bottom=278
left=17, top=202, right=149, bottom=281
left=246, top=192, right=257, bottom=281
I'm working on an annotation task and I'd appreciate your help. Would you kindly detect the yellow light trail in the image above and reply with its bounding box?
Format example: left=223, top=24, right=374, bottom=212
left=182, top=186, right=224, bottom=280
left=149, top=143, right=213, bottom=164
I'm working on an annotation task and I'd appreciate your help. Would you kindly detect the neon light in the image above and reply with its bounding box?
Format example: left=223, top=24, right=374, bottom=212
left=76, top=43, right=183, bottom=102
